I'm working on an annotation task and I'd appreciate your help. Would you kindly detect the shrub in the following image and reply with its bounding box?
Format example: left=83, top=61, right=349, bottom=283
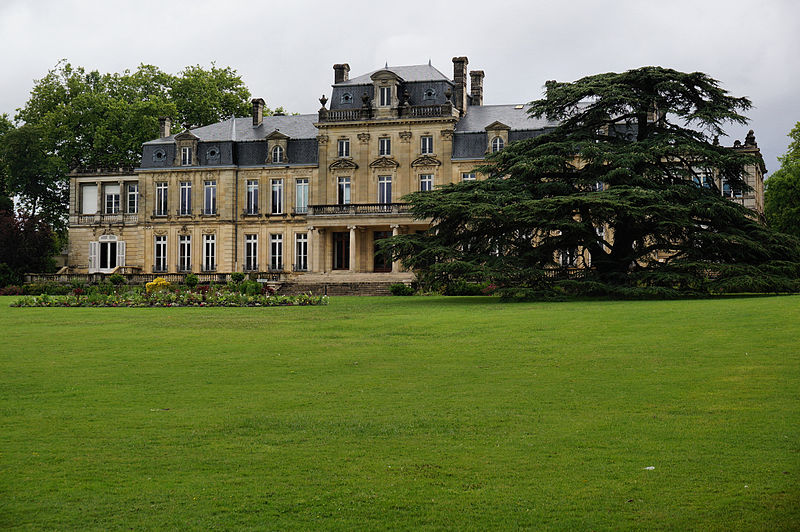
left=184, top=273, right=199, bottom=289
left=89, top=282, right=116, bottom=295
left=443, top=280, right=489, bottom=296
left=108, top=274, right=126, bottom=286
left=145, top=277, right=172, bottom=294
left=389, top=283, right=414, bottom=296
left=0, top=285, right=23, bottom=295
left=23, top=282, right=70, bottom=295
left=230, top=272, right=245, bottom=283
left=241, top=280, right=262, bottom=296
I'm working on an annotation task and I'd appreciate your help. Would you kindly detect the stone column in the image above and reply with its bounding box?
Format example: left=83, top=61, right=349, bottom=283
left=118, top=180, right=125, bottom=216
left=348, top=225, right=357, bottom=272
left=95, top=180, right=103, bottom=217
left=391, top=224, right=400, bottom=273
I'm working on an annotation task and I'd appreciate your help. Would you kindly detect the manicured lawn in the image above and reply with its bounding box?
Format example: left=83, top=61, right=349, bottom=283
left=0, top=295, right=798, bottom=530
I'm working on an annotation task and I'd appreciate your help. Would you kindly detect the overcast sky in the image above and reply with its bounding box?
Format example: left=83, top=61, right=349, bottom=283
left=1, top=0, right=798, bottom=173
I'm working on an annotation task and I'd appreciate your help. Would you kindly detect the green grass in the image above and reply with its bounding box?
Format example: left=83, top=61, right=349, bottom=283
left=1, top=295, right=798, bottom=530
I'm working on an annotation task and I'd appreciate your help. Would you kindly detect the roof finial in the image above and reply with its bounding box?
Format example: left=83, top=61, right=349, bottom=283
left=385, top=61, right=388, bottom=69
left=428, top=58, right=432, bottom=66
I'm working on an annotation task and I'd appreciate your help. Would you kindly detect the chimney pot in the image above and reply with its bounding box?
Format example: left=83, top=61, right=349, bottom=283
left=333, top=63, right=350, bottom=84
left=158, top=116, right=171, bottom=138
left=252, top=98, right=265, bottom=127
left=470, top=70, right=484, bottom=106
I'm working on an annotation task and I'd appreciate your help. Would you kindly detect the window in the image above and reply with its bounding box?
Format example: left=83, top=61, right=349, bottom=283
left=338, top=138, right=350, bottom=158
left=491, top=136, right=504, bottom=153
left=178, top=235, right=191, bottom=272
left=179, top=181, right=192, bottom=215
left=270, top=234, right=283, bottom=271
left=271, top=179, right=283, bottom=214
left=154, top=235, right=167, bottom=273
left=155, top=182, right=168, bottom=216
left=295, top=178, right=309, bottom=213
left=559, top=248, right=577, bottom=267
left=419, top=174, right=433, bottom=192
left=421, top=135, right=433, bottom=155
left=105, top=185, right=120, bottom=214
left=245, top=234, right=258, bottom=271
left=378, top=176, right=392, bottom=204
left=295, top=233, right=308, bottom=271
left=203, top=234, right=216, bottom=271
left=272, top=145, right=284, bottom=163
left=204, top=181, right=216, bottom=215
left=462, top=172, right=476, bottom=181
left=127, top=184, right=138, bottom=214
left=181, top=146, right=192, bottom=166
left=246, top=180, right=259, bottom=215
left=722, top=178, right=743, bottom=198
left=337, top=177, right=351, bottom=205
left=341, top=92, right=352, bottom=104
left=423, top=88, right=436, bottom=100
left=379, top=137, right=391, bottom=156
left=379, top=86, right=391, bottom=106
left=332, top=232, right=349, bottom=270
left=595, top=182, right=605, bottom=192
left=81, top=184, right=98, bottom=215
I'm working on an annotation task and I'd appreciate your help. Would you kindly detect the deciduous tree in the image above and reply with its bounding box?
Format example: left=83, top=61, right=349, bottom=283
left=765, top=122, right=800, bottom=237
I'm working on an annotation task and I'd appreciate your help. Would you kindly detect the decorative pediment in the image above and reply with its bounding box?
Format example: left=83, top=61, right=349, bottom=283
left=369, top=157, right=400, bottom=169
left=266, top=130, right=290, bottom=140
left=485, top=121, right=511, bottom=131
left=411, top=155, right=442, bottom=167
left=174, top=129, right=199, bottom=141
left=329, top=158, right=359, bottom=170
left=370, top=69, right=404, bottom=82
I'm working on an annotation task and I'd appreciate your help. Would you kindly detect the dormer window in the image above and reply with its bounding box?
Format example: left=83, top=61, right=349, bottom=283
left=341, top=92, right=353, bottom=104
left=181, top=146, right=192, bottom=166
left=272, top=145, right=284, bottom=163
left=424, top=88, right=436, bottom=100
left=491, top=136, right=505, bottom=153
left=379, top=86, right=391, bottom=107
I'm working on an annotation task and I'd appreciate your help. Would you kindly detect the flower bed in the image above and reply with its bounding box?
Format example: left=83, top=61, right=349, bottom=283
left=10, top=289, right=327, bottom=308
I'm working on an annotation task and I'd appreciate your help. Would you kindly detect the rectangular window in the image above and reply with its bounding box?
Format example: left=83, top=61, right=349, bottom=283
left=105, top=185, right=120, bottom=214
left=246, top=180, right=259, bottom=215
left=203, top=234, right=216, bottom=271
left=338, top=138, right=350, bottom=158
left=295, top=233, right=308, bottom=271
left=154, top=235, right=167, bottom=273
left=337, top=177, right=351, bottom=205
left=270, top=234, right=283, bottom=271
left=179, top=181, right=192, bottom=215
left=155, top=182, right=168, bottom=216
left=271, top=179, right=283, bottom=214
left=245, top=234, right=258, bottom=271
left=178, top=235, right=191, bottom=272
left=181, top=146, right=192, bottom=166
left=127, top=184, right=138, bottom=214
left=420, top=174, right=433, bottom=192
left=462, top=172, right=476, bottom=181
left=421, top=135, right=433, bottom=155
left=295, top=178, right=309, bottom=213
left=378, top=176, right=392, bottom=204
left=379, top=137, right=391, bottom=156
left=81, top=184, right=98, bottom=215
left=379, top=86, right=391, bottom=106
left=204, top=180, right=216, bottom=215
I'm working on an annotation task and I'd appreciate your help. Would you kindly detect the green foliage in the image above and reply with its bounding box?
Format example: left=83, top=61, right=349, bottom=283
left=442, top=280, right=490, bottom=296
left=389, top=283, right=414, bottom=296
left=108, top=273, right=125, bottom=286
left=230, top=272, right=245, bottom=283
left=388, top=67, right=800, bottom=295
left=170, top=63, right=251, bottom=128
left=765, top=122, right=800, bottom=237
left=0, top=210, right=59, bottom=285
left=184, top=273, right=199, bottom=289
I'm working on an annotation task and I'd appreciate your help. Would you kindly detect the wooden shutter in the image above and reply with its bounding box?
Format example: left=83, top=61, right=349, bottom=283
left=88, top=242, right=98, bottom=273
left=116, top=241, right=126, bottom=268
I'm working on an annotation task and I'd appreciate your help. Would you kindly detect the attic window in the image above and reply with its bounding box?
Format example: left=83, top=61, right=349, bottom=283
left=207, top=147, right=219, bottom=159
left=424, top=88, right=436, bottom=100
left=341, top=92, right=353, bottom=104
left=153, top=149, right=166, bottom=162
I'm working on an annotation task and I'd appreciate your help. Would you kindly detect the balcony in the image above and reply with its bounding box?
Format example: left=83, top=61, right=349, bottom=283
left=308, top=203, right=411, bottom=216
left=70, top=213, right=139, bottom=226
left=318, top=103, right=457, bottom=123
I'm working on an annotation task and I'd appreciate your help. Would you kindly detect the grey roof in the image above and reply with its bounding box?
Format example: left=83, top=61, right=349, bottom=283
left=144, top=115, right=319, bottom=145
left=455, top=104, right=558, bottom=133
left=337, top=64, right=450, bottom=86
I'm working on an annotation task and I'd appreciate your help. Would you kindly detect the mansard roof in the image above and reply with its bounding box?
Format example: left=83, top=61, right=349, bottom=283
left=144, top=114, right=319, bottom=145
left=337, top=64, right=451, bottom=86
left=455, top=104, right=559, bottom=133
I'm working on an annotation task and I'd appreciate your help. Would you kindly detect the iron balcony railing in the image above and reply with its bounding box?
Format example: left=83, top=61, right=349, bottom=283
left=70, top=213, right=139, bottom=225
left=308, top=203, right=411, bottom=216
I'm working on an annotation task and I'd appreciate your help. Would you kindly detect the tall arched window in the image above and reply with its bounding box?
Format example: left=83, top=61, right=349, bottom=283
left=272, top=145, right=284, bottom=163
left=491, top=136, right=504, bottom=153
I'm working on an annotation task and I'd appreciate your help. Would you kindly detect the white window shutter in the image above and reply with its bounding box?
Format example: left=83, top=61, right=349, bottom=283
left=88, top=242, right=98, bottom=273
left=117, top=241, right=126, bottom=268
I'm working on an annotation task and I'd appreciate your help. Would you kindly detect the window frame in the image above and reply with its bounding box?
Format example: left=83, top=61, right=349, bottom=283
left=461, top=172, right=476, bottom=181
left=181, top=146, right=192, bottom=166
left=379, top=137, right=391, bottom=156
left=179, top=181, right=192, bottom=215
left=295, top=233, right=308, bottom=271
left=203, top=234, right=216, bottom=272
left=338, top=138, right=350, bottom=158
left=378, top=175, right=392, bottom=204
left=203, top=180, right=217, bottom=215
left=337, top=177, right=351, bottom=205
left=127, top=184, right=139, bottom=214
left=419, top=174, right=433, bottom=192
left=271, top=179, right=284, bottom=215
left=246, top=179, right=259, bottom=215
left=272, top=145, right=284, bottom=163
left=270, top=233, right=284, bottom=271
left=155, top=182, right=168, bottom=216
left=379, top=86, right=391, bottom=107
left=295, top=178, right=309, bottom=214
left=154, top=235, right=167, bottom=273
left=491, top=136, right=504, bottom=153
left=105, top=186, right=120, bottom=214
left=421, top=135, right=433, bottom=155
left=245, top=234, right=258, bottom=272
left=178, top=234, right=191, bottom=272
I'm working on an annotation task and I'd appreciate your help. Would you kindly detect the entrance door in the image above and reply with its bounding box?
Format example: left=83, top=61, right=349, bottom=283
left=99, top=241, right=118, bottom=272
left=373, top=230, right=392, bottom=272
left=332, top=232, right=350, bottom=270
left=89, top=236, right=125, bottom=273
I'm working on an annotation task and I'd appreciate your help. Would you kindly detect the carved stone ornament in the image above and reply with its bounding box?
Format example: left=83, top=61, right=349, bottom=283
left=154, top=229, right=168, bottom=236
left=369, top=157, right=400, bottom=169
left=316, top=134, right=329, bottom=145
left=411, top=155, right=442, bottom=167
left=440, top=129, right=454, bottom=140
left=399, top=131, right=413, bottom=142
left=357, top=132, right=371, bottom=143
left=319, top=95, right=328, bottom=109
left=329, top=158, right=359, bottom=170
left=202, top=228, right=216, bottom=235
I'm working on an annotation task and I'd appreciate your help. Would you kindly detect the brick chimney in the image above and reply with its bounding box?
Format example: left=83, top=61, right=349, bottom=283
left=252, top=98, right=265, bottom=127
left=333, top=63, right=350, bottom=84
left=470, top=70, right=484, bottom=106
left=452, top=56, right=469, bottom=114
left=158, top=116, right=171, bottom=138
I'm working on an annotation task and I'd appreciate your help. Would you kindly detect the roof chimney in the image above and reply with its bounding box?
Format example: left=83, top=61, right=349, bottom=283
left=470, top=70, right=484, bottom=106
left=158, top=116, right=171, bottom=138
left=452, top=56, right=469, bottom=115
left=252, top=98, right=265, bottom=127
left=333, top=63, right=350, bottom=84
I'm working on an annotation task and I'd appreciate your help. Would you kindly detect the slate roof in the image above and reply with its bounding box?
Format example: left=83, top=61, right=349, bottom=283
left=144, top=115, right=319, bottom=145
left=455, top=104, right=559, bottom=133
left=337, top=64, right=450, bottom=86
